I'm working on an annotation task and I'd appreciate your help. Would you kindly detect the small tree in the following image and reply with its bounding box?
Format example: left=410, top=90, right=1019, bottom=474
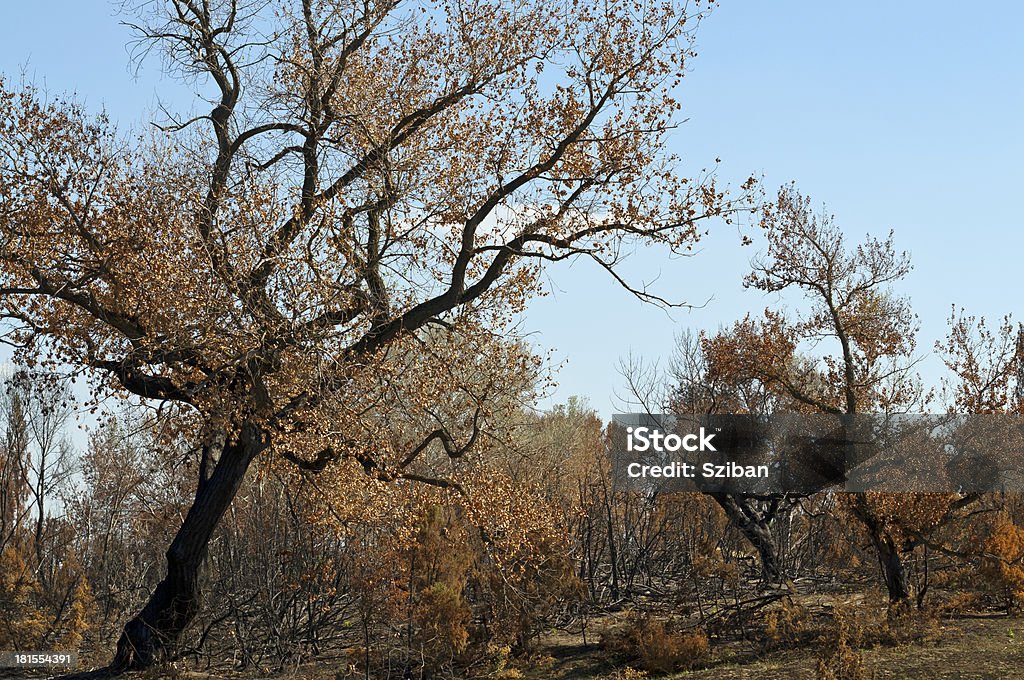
left=704, top=185, right=938, bottom=603
left=0, top=373, right=93, bottom=651
left=936, top=311, right=1024, bottom=611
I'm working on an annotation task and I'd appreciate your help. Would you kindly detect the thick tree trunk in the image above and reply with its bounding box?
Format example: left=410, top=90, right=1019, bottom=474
left=712, top=493, right=782, bottom=581
left=110, top=421, right=266, bottom=671
left=744, top=520, right=781, bottom=581
left=850, top=496, right=912, bottom=604
left=872, top=532, right=911, bottom=603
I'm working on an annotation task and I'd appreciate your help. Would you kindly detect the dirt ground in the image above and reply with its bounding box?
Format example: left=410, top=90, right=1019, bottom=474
left=521, top=615, right=1024, bottom=680
left=27, top=610, right=1024, bottom=680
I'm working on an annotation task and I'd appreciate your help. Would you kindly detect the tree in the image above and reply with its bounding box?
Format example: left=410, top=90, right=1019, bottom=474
left=0, top=372, right=93, bottom=652
left=703, top=185, right=939, bottom=603
left=669, top=330, right=793, bottom=581
left=933, top=311, right=1024, bottom=611
left=617, top=332, right=795, bottom=581
left=0, top=0, right=745, bottom=668
left=0, top=381, right=30, bottom=555
left=939, top=310, right=1024, bottom=416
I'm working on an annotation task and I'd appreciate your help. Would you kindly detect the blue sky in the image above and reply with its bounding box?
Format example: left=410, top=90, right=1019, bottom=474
left=2, top=1, right=1022, bottom=418
left=527, top=2, right=1024, bottom=414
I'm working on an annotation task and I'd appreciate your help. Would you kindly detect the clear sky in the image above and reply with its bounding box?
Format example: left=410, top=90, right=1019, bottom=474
left=2, top=1, right=1022, bottom=418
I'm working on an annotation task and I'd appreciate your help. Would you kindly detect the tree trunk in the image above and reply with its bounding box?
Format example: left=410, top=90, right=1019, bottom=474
left=712, top=493, right=781, bottom=581
left=850, top=496, right=912, bottom=604
left=744, top=520, right=781, bottom=581
left=872, top=532, right=911, bottom=603
left=111, top=421, right=266, bottom=670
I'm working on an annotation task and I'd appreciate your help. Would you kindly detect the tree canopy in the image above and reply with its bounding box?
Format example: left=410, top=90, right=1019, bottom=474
left=0, top=0, right=746, bottom=668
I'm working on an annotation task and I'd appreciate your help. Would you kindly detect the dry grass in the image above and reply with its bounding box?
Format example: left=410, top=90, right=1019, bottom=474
left=521, top=615, right=1024, bottom=680
left=43, top=603, right=1024, bottom=680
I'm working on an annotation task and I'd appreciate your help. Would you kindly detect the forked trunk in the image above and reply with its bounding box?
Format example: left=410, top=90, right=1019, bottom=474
left=712, top=493, right=782, bottom=581
left=111, top=422, right=266, bottom=670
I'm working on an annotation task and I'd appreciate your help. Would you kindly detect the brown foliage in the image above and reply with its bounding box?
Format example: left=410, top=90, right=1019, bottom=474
left=977, top=512, right=1024, bottom=612
left=764, top=598, right=811, bottom=646
left=0, top=0, right=750, bottom=665
left=600, top=614, right=709, bottom=674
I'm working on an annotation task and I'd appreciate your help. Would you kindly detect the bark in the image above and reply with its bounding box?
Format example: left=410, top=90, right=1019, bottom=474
left=604, top=492, right=620, bottom=598
left=850, top=496, right=912, bottom=603
left=110, top=421, right=267, bottom=671
left=872, top=532, right=911, bottom=603
left=712, top=493, right=781, bottom=581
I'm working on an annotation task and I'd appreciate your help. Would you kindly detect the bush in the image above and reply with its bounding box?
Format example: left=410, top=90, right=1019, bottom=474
left=606, top=669, right=649, bottom=680
left=414, top=581, right=472, bottom=662
left=764, top=598, right=811, bottom=646
left=600, top=614, right=709, bottom=674
left=0, top=539, right=94, bottom=650
left=815, top=609, right=873, bottom=680
left=816, top=638, right=872, bottom=680
left=977, top=513, right=1024, bottom=612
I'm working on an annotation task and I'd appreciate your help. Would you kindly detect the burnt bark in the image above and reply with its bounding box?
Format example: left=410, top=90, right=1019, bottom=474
left=851, top=495, right=911, bottom=603
left=872, top=532, right=911, bottom=603
left=712, top=493, right=782, bottom=581
left=110, top=421, right=267, bottom=671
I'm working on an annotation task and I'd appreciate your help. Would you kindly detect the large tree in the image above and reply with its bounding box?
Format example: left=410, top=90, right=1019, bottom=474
left=0, top=0, right=743, bottom=669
